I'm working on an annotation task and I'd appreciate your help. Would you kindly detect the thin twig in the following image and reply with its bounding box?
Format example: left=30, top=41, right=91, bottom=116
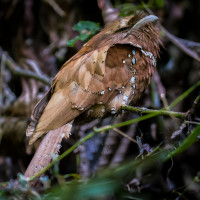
left=0, top=48, right=51, bottom=85
left=153, top=70, right=168, bottom=108
left=97, top=116, right=123, bottom=169
left=189, top=93, right=200, bottom=115
left=97, top=0, right=119, bottom=24
left=43, top=0, right=66, bottom=17
left=161, top=27, right=200, bottom=62
left=146, top=8, right=200, bottom=62
left=122, top=106, right=185, bottom=119
left=184, top=121, right=200, bottom=125
left=178, top=38, right=200, bottom=53
left=113, top=128, right=137, bottom=144
left=110, top=123, right=137, bottom=167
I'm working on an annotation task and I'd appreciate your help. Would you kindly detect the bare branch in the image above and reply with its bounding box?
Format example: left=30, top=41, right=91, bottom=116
left=43, top=0, right=66, bottom=17
left=146, top=8, right=200, bottom=62
left=0, top=48, right=51, bottom=85
left=161, top=27, right=200, bottom=62
left=97, top=0, right=119, bottom=24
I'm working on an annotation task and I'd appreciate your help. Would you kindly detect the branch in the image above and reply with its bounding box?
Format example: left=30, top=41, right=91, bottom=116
left=122, top=106, right=185, bottom=120
left=146, top=8, right=200, bottom=62
left=97, top=0, right=119, bottom=24
left=178, top=38, right=200, bottom=53
left=110, top=123, right=137, bottom=167
left=0, top=48, right=51, bottom=85
left=43, top=0, right=66, bottom=17
left=161, top=27, right=200, bottom=62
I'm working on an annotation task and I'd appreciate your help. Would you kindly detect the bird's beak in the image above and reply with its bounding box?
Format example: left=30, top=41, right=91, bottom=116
left=130, top=15, right=159, bottom=31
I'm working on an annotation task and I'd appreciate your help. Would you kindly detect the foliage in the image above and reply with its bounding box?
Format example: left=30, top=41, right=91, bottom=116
left=119, top=0, right=164, bottom=17
left=66, top=21, right=101, bottom=47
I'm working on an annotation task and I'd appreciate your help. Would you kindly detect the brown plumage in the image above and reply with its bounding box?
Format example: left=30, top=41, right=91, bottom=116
left=25, top=13, right=162, bottom=178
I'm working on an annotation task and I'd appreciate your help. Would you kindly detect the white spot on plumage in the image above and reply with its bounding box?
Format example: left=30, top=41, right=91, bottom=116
left=132, top=57, right=136, bottom=65
left=61, top=133, right=65, bottom=138
left=132, top=50, right=136, bottom=55
left=140, top=49, right=156, bottom=67
left=100, top=90, right=105, bottom=95
left=130, top=76, right=136, bottom=84
left=111, top=107, right=116, bottom=114
left=132, top=84, right=136, bottom=89
left=136, top=44, right=142, bottom=49
left=123, top=95, right=129, bottom=104
left=78, top=107, right=84, bottom=111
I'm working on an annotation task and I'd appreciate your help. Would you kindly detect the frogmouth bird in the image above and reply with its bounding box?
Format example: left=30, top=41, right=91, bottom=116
left=25, top=13, right=162, bottom=178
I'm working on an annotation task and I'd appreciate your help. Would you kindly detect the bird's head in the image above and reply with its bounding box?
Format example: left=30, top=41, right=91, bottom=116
left=104, top=13, right=159, bottom=34
left=78, top=12, right=161, bottom=62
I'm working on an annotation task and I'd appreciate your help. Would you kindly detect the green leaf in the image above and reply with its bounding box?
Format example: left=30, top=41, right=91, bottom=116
left=155, top=0, right=164, bottom=7
left=66, top=36, right=80, bottom=47
left=17, top=173, right=28, bottom=188
left=119, top=3, right=138, bottom=17
left=165, top=124, right=200, bottom=161
left=66, top=21, right=101, bottom=47
left=73, top=21, right=100, bottom=34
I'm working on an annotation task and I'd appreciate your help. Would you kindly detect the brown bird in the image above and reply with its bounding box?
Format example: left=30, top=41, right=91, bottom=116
left=24, top=13, right=162, bottom=178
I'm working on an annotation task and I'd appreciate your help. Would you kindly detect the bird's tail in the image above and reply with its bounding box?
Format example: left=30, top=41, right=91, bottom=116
left=24, top=121, right=73, bottom=178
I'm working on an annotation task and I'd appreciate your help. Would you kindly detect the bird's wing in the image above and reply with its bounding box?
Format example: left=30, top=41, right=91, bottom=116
left=28, top=44, right=135, bottom=144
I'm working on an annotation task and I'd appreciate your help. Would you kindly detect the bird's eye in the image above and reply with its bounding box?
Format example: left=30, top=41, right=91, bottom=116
left=114, top=27, right=128, bottom=33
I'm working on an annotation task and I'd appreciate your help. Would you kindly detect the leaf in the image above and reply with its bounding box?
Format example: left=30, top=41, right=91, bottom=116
left=155, top=0, right=164, bottom=7
left=67, top=21, right=101, bottom=47
left=17, top=173, right=29, bottom=188
left=119, top=3, right=139, bottom=17
left=165, top=124, right=200, bottom=161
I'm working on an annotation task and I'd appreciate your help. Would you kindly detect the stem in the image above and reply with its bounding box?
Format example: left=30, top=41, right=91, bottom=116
left=122, top=106, right=185, bottom=119
left=94, top=112, right=161, bottom=132
left=113, top=128, right=137, bottom=144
